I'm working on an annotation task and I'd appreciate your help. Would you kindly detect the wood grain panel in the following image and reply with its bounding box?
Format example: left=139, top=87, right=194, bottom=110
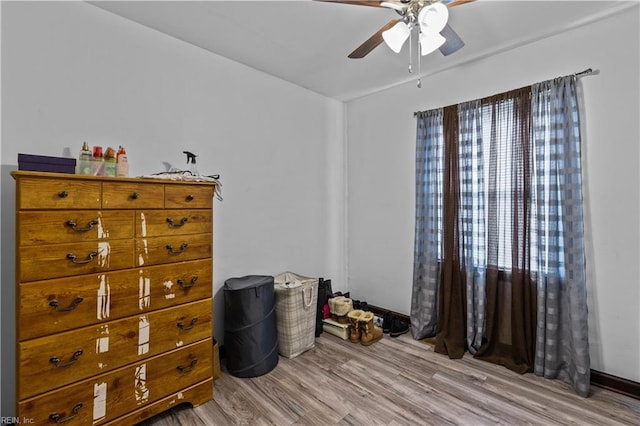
left=18, top=210, right=134, bottom=245
left=136, top=210, right=212, bottom=238
left=19, top=299, right=212, bottom=399
left=19, top=239, right=134, bottom=282
left=102, top=181, right=164, bottom=209
left=16, top=176, right=101, bottom=210
left=103, top=379, right=213, bottom=426
left=164, top=184, right=214, bottom=209
left=136, top=234, right=212, bottom=267
left=18, top=339, right=213, bottom=425
left=18, top=259, right=213, bottom=340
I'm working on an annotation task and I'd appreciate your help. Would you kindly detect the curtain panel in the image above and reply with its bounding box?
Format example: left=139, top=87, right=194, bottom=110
left=411, top=109, right=444, bottom=339
left=531, top=76, right=590, bottom=396
left=411, top=75, right=590, bottom=396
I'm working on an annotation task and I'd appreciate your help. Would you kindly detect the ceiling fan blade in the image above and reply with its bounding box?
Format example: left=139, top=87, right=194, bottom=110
left=348, top=19, right=400, bottom=59
left=314, top=0, right=384, bottom=7
left=439, top=23, right=465, bottom=56
left=444, top=0, right=475, bottom=7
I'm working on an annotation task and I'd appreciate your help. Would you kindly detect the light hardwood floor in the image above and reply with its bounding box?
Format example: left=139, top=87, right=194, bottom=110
left=139, top=333, right=640, bottom=425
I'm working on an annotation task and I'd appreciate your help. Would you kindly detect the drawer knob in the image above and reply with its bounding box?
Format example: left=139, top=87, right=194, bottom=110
left=176, top=359, right=198, bottom=374
left=166, top=242, right=188, bottom=254
left=50, top=349, right=84, bottom=368
left=186, top=194, right=194, bottom=202
left=177, top=317, right=198, bottom=331
left=57, top=190, right=69, bottom=198
left=49, top=296, right=84, bottom=312
left=67, top=251, right=98, bottom=264
left=177, top=276, right=198, bottom=289
left=166, top=216, right=189, bottom=228
left=49, top=402, right=83, bottom=424
left=66, top=219, right=99, bottom=232
left=131, top=192, right=140, bottom=200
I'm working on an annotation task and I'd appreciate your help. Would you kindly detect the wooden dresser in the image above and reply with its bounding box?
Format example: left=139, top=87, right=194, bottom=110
left=12, top=171, right=216, bottom=425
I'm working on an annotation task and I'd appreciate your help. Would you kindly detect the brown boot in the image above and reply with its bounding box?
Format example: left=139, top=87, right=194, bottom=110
left=347, top=310, right=364, bottom=343
left=359, top=311, right=383, bottom=346
left=329, top=296, right=353, bottom=324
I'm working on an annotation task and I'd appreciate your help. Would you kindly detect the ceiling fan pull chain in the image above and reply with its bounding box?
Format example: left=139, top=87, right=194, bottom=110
left=408, top=25, right=413, bottom=73
left=417, top=29, right=422, bottom=88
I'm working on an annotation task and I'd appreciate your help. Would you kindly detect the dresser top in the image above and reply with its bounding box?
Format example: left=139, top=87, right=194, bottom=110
left=11, top=170, right=218, bottom=187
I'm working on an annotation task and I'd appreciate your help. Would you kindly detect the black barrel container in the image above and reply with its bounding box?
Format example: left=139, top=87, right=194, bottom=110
left=224, top=275, right=279, bottom=377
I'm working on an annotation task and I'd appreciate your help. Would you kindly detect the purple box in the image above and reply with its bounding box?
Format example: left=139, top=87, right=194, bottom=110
left=18, top=153, right=76, bottom=174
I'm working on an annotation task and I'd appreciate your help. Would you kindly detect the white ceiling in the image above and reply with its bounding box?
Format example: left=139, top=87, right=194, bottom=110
left=89, top=1, right=636, bottom=101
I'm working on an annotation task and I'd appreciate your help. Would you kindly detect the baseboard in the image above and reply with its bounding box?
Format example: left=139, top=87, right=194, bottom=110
left=368, top=305, right=639, bottom=400
left=366, top=304, right=410, bottom=323
left=591, top=370, right=640, bottom=400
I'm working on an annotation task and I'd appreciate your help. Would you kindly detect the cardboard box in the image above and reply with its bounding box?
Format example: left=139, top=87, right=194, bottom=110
left=18, top=153, right=76, bottom=174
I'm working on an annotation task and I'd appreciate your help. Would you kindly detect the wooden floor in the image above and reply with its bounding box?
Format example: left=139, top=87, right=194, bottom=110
left=139, top=333, right=640, bottom=425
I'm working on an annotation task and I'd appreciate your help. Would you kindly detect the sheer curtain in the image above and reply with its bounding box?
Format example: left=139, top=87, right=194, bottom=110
left=472, top=87, right=538, bottom=374
left=411, top=75, right=590, bottom=396
left=458, top=99, right=486, bottom=355
left=411, top=109, right=444, bottom=339
left=435, top=88, right=537, bottom=373
left=532, top=76, right=590, bottom=396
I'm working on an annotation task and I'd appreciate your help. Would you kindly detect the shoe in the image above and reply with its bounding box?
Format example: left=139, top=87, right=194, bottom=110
left=329, top=296, right=353, bottom=324
left=347, top=310, right=364, bottom=343
left=359, top=311, right=383, bottom=346
left=352, top=300, right=369, bottom=311
left=382, top=312, right=393, bottom=334
left=389, top=316, right=409, bottom=337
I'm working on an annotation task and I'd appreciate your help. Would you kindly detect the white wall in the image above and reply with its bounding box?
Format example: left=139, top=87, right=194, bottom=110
left=346, top=8, right=640, bottom=383
left=0, top=1, right=346, bottom=415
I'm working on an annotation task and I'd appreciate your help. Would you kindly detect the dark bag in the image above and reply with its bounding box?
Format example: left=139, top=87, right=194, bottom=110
left=315, top=278, right=333, bottom=337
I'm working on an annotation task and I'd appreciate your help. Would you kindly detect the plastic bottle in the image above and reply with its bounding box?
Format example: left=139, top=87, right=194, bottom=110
left=116, top=146, right=128, bottom=177
left=91, top=146, right=104, bottom=176
left=77, top=141, right=93, bottom=175
left=103, top=147, right=117, bottom=177
left=184, top=151, right=199, bottom=176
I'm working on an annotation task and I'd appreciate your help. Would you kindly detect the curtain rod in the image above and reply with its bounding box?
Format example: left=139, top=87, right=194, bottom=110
left=573, top=68, right=593, bottom=77
left=414, top=68, right=595, bottom=116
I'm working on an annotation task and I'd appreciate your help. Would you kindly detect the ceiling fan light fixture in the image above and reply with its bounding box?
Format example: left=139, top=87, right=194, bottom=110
left=418, top=2, right=449, bottom=33
left=419, top=30, right=446, bottom=56
left=382, top=21, right=411, bottom=53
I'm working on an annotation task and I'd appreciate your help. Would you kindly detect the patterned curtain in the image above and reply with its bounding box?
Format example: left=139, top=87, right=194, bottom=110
left=412, top=75, right=590, bottom=396
left=457, top=99, right=486, bottom=355
left=531, top=76, right=590, bottom=397
left=410, top=109, right=443, bottom=339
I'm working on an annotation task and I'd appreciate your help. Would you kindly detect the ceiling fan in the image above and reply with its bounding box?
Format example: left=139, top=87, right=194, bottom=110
left=316, top=0, right=474, bottom=59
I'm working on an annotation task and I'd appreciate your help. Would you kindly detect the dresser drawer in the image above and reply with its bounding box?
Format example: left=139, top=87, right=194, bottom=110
left=102, top=181, right=164, bottom=209
left=16, top=177, right=101, bottom=210
left=19, top=299, right=212, bottom=399
left=18, top=260, right=213, bottom=340
left=136, top=234, right=212, bottom=267
left=165, top=184, right=214, bottom=209
left=136, top=210, right=213, bottom=238
left=103, top=379, right=213, bottom=426
left=18, top=339, right=213, bottom=425
left=19, top=240, right=134, bottom=282
left=18, top=210, right=134, bottom=246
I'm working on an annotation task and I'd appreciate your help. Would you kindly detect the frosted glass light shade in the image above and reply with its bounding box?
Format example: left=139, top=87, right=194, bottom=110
left=382, top=21, right=411, bottom=53
left=418, top=3, right=449, bottom=33
left=419, top=31, right=446, bottom=56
